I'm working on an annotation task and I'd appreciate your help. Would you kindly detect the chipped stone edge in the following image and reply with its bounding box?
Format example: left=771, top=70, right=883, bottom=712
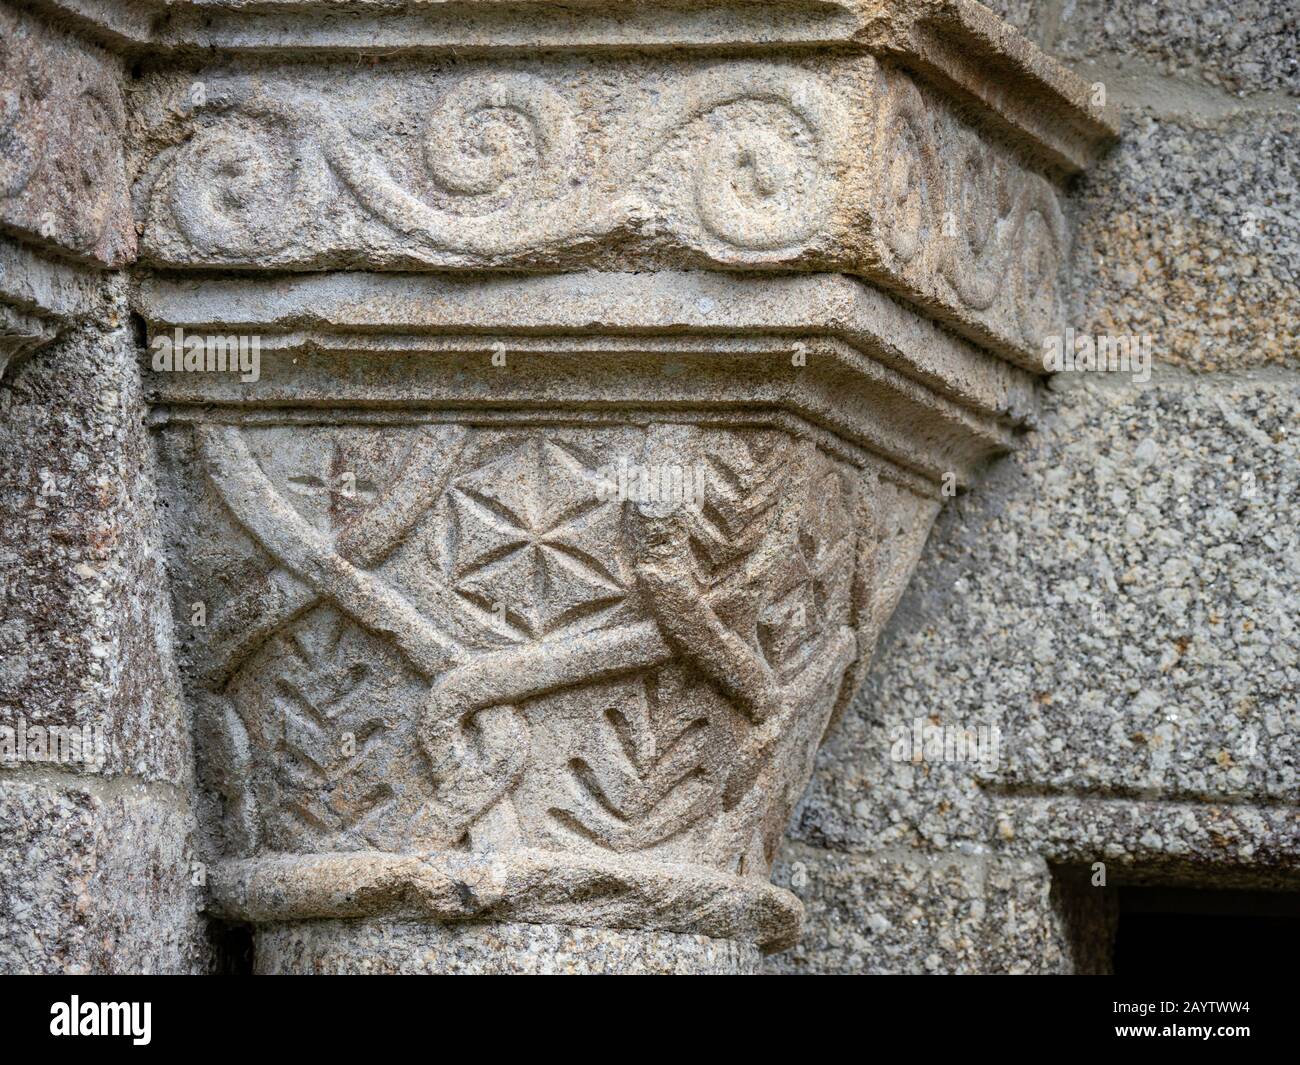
left=0, top=238, right=110, bottom=385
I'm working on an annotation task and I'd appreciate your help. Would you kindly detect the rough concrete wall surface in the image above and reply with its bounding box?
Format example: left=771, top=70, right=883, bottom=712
left=0, top=0, right=1292, bottom=977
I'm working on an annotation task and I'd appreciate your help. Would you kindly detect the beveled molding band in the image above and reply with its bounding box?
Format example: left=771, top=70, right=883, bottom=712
left=136, top=269, right=1038, bottom=489
left=210, top=849, right=803, bottom=953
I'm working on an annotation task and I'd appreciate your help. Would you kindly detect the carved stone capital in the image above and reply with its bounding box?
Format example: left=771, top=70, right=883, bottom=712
left=116, top=0, right=1114, bottom=972
left=144, top=271, right=1021, bottom=969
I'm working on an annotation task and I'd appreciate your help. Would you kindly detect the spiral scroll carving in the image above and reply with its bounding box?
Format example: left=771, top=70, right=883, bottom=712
left=693, top=121, right=823, bottom=251
left=873, top=77, right=936, bottom=263
left=169, top=110, right=304, bottom=257
left=1013, top=177, right=1068, bottom=344
left=641, top=67, right=844, bottom=253
left=940, top=136, right=1012, bottom=311
left=141, top=65, right=1070, bottom=354
left=421, top=73, right=578, bottom=212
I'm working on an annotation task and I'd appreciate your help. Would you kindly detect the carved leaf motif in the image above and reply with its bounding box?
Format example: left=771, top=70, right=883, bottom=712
left=265, top=611, right=397, bottom=848
left=549, top=667, right=729, bottom=852
left=757, top=458, right=855, bottom=679
left=669, top=429, right=792, bottom=582
left=196, top=420, right=862, bottom=872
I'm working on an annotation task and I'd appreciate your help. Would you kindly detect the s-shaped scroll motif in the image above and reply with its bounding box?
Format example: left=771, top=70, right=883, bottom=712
left=632, top=65, right=845, bottom=254
left=939, top=132, right=1015, bottom=311
left=159, top=76, right=628, bottom=260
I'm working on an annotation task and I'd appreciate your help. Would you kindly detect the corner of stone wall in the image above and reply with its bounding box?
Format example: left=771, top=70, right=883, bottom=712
left=0, top=277, right=213, bottom=973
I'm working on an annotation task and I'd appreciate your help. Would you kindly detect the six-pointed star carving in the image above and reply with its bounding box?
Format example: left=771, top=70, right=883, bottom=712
left=451, top=438, right=626, bottom=638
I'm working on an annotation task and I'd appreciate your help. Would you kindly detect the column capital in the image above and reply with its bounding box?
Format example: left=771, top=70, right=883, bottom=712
left=22, top=0, right=1118, bottom=971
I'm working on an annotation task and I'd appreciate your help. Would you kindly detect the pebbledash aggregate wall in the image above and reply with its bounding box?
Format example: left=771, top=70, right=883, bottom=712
left=0, top=0, right=1293, bottom=975
left=773, top=0, right=1299, bottom=973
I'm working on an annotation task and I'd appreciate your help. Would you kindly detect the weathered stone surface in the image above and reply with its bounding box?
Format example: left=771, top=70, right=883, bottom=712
left=988, top=794, right=1300, bottom=885
left=125, top=20, right=1106, bottom=958
left=792, top=376, right=1298, bottom=840
left=20, top=0, right=1268, bottom=978
left=0, top=288, right=210, bottom=973
left=136, top=270, right=1033, bottom=485
left=213, top=849, right=802, bottom=949
left=1056, top=0, right=1300, bottom=97
left=770, top=1, right=1300, bottom=973
left=257, top=919, right=761, bottom=975
left=768, top=847, right=1093, bottom=974
left=0, top=774, right=208, bottom=974
left=0, top=2, right=134, bottom=266
left=0, top=234, right=107, bottom=328
left=0, top=0, right=131, bottom=388
left=978, top=0, right=1052, bottom=47
left=775, top=374, right=1299, bottom=970
left=154, top=364, right=943, bottom=955
left=1, top=309, right=191, bottom=783
left=1071, top=111, right=1300, bottom=372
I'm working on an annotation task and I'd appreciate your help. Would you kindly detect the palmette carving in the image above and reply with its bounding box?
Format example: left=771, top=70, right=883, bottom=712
left=180, top=421, right=870, bottom=879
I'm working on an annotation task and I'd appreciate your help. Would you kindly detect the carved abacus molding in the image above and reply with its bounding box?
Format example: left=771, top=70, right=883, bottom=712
left=23, top=0, right=1121, bottom=177
left=2, top=0, right=1120, bottom=958
left=134, top=58, right=1073, bottom=367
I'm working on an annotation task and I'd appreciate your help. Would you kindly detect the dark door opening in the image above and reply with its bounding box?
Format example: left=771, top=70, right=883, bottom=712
left=1114, top=886, right=1300, bottom=974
